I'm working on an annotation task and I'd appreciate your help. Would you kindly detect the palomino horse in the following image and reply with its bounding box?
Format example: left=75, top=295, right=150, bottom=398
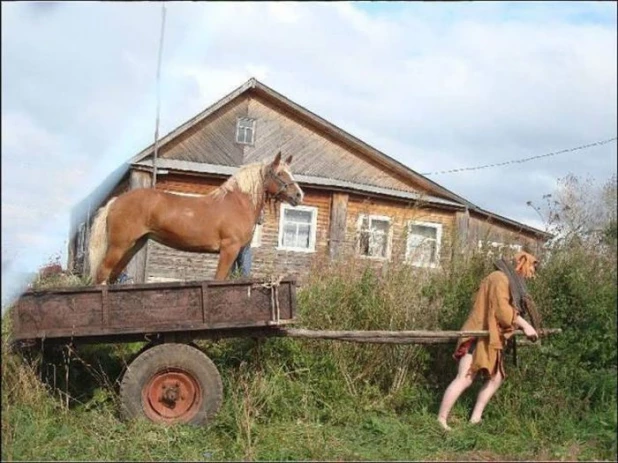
left=88, top=152, right=304, bottom=284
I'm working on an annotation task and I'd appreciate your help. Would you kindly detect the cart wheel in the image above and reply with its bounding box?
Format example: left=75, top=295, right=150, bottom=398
left=120, top=343, right=223, bottom=426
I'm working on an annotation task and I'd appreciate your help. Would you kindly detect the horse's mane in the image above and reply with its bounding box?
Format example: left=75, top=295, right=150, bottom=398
left=211, top=162, right=266, bottom=207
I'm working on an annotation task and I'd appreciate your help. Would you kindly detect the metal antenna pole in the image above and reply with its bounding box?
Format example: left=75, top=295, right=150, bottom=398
left=144, top=4, right=167, bottom=283
left=152, top=4, right=167, bottom=188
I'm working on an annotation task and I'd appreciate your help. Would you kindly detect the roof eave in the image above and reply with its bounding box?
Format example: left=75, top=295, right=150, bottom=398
left=131, top=160, right=466, bottom=211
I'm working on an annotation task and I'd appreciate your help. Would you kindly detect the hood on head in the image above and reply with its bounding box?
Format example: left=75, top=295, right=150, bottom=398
left=514, top=251, right=538, bottom=278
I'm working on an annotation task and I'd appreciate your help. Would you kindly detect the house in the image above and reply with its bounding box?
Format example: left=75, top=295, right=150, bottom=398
left=68, top=78, right=552, bottom=283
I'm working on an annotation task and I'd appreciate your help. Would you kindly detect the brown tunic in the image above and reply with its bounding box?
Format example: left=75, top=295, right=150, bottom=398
left=454, top=270, right=519, bottom=377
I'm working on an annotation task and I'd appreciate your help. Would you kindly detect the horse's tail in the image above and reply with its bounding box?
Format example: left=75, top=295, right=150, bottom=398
left=88, top=198, right=116, bottom=282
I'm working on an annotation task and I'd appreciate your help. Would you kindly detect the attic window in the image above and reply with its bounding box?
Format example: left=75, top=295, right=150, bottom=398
left=236, top=117, right=256, bottom=145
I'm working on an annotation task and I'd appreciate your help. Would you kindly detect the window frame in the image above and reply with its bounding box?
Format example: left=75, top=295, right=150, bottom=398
left=277, top=204, right=318, bottom=253
left=356, top=214, right=393, bottom=260
left=405, top=220, right=443, bottom=268
left=235, top=117, right=256, bottom=145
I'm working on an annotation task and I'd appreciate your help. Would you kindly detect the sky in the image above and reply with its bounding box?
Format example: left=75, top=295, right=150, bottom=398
left=2, top=1, right=617, bottom=309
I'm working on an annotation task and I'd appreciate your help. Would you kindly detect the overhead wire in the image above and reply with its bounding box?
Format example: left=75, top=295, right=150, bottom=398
left=421, top=137, right=617, bottom=176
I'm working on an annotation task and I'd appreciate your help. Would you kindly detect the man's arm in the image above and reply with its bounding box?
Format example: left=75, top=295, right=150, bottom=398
left=513, top=315, right=538, bottom=342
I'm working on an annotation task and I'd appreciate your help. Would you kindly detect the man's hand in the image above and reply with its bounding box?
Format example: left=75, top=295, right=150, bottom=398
left=523, top=324, right=539, bottom=342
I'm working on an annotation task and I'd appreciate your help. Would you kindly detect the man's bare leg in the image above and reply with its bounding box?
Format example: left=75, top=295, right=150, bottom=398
left=469, top=369, right=503, bottom=424
left=437, top=353, right=476, bottom=430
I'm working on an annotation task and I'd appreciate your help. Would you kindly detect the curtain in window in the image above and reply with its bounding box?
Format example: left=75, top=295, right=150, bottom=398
left=282, top=209, right=312, bottom=248
left=359, top=217, right=389, bottom=257
left=407, top=225, right=437, bottom=265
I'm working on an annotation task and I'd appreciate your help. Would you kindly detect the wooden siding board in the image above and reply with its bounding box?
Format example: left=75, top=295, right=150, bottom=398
left=329, top=193, right=349, bottom=259
left=125, top=170, right=152, bottom=283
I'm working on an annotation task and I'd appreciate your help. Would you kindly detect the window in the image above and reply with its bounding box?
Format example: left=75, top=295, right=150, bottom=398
left=357, top=215, right=392, bottom=259
left=278, top=204, right=318, bottom=252
left=236, top=117, right=256, bottom=145
left=406, top=221, right=443, bottom=268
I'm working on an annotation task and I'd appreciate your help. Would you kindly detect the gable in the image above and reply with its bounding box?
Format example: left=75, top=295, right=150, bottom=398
left=244, top=95, right=427, bottom=194
left=147, top=92, right=434, bottom=196
left=158, top=98, right=248, bottom=166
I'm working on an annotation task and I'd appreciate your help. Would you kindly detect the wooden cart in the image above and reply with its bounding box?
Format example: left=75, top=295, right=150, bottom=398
left=10, top=278, right=297, bottom=426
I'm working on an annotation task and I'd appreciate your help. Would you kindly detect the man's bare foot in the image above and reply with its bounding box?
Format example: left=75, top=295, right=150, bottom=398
left=469, top=417, right=482, bottom=425
left=437, top=417, right=452, bottom=431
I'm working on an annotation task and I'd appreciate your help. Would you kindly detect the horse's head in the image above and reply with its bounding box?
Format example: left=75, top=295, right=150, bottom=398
left=264, top=152, right=304, bottom=206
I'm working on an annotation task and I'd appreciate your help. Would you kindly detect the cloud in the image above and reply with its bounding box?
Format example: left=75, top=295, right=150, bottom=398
left=1, top=0, right=616, bottom=292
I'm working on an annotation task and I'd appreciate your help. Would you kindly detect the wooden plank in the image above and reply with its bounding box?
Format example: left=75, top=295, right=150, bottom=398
left=455, top=209, right=470, bottom=250
left=201, top=281, right=209, bottom=325
left=101, top=286, right=109, bottom=327
left=126, top=170, right=152, bottom=283
left=279, top=328, right=562, bottom=344
left=329, top=193, right=349, bottom=259
left=12, top=319, right=297, bottom=342
left=11, top=279, right=298, bottom=342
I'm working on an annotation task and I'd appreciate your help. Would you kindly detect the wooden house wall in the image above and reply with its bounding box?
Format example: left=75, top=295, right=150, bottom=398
left=146, top=175, right=332, bottom=283
left=466, top=213, right=541, bottom=254
left=340, top=195, right=456, bottom=267
left=158, top=99, right=248, bottom=166
left=244, top=96, right=431, bottom=195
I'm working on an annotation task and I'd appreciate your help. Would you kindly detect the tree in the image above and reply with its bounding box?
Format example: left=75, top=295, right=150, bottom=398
left=527, top=173, right=617, bottom=251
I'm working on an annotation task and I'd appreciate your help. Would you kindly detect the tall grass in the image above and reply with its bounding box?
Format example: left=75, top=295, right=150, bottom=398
left=2, top=239, right=616, bottom=461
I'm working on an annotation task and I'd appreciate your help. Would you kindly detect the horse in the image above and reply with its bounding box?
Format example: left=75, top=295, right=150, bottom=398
left=88, top=152, right=304, bottom=284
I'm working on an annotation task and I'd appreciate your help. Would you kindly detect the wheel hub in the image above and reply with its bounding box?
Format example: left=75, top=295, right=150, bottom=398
left=143, top=369, right=202, bottom=423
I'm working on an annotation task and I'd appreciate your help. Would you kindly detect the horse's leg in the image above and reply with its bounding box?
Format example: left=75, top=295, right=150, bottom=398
left=96, top=235, right=145, bottom=284
left=214, top=242, right=242, bottom=280
left=108, top=236, right=148, bottom=283
left=96, top=244, right=128, bottom=284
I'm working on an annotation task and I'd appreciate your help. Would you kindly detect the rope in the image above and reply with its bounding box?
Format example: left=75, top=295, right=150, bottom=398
left=255, top=276, right=284, bottom=325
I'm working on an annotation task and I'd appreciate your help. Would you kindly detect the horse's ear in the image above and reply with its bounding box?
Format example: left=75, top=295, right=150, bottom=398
left=285, top=155, right=293, bottom=165
left=272, top=151, right=282, bottom=168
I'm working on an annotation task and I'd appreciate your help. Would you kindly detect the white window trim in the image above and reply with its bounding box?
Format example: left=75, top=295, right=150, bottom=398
left=277, top=204, right=318, bottom=253
left=357, top=214, right=393, bottom=260
left=235, top=117, right=256, bottom=145
left=405, top=220, right=443, bottom=268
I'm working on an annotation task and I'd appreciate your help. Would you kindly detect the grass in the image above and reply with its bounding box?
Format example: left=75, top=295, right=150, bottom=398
left=2, top=246, right=616, bottom=461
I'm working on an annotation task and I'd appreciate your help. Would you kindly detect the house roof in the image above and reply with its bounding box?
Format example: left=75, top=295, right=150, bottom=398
left=116, top=77, right=550, bottom=240
left=133, top=158, right=465, bottom=209
left=131, top=78, right=474, bottom=205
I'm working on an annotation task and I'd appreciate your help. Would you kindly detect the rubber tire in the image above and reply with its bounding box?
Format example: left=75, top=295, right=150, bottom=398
left=119, top=343, right=223, bottom=426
